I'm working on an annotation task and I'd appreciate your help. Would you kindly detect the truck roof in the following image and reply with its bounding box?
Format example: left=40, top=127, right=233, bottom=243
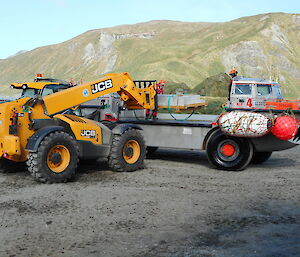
left=233, top=76, right=279, bottom=85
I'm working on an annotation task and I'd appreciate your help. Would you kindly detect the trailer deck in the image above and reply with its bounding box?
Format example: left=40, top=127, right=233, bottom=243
left=118, top=114, right=218, bottom=150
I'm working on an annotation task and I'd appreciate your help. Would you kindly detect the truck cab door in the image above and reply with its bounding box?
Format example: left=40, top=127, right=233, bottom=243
left=254, top=84, right=274, bottom=108
left=230, top=83, right=254, bottom=109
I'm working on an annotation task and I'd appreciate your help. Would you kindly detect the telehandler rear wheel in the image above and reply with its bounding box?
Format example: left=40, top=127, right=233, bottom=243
left=108, top=129, right=146, bottom=172
left=27, top=131, right=79, bottom=183
left=0, top=158, right=26, bottom=173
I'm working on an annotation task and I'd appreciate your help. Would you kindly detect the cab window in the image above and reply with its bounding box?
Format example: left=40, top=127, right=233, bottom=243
left=42, top=84, right=69, bottom=97
left=235, top=84, right=252, bottom=95
left=42, top=88, right=54, bottom=96
left=257, top=84, right=272, bottom=96
left=22, top=88, right=38, bottom=98
left=274, top=85, right=283, bottom=99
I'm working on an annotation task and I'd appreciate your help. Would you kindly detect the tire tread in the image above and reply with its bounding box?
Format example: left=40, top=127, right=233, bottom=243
left=108, top=129, right=146, bottom=172
left=27, top=131, right=79, bottom=183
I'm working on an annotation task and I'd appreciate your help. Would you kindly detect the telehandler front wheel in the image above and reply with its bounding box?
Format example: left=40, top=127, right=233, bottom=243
left=108, top=129, right=146, bottom=172
left=27, top=131, right=79, bottom=183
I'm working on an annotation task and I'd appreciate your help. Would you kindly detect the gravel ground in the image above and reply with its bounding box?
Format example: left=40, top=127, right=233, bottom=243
left=0, top=147, right=299, bottom=257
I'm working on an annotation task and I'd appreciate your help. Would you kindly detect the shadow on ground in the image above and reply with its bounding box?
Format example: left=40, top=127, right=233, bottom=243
left=136, top=200, right=300, bottom=257
left=147, top=149, right=210, bottom=167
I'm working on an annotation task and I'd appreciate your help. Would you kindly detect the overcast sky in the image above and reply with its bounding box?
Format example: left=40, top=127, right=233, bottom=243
left=0, top=0, right=299, bottom=59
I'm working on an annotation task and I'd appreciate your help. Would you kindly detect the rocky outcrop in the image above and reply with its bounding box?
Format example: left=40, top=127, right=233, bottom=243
left=292, top=14, right=300, bottom=25
left=221, top=41, right=267, bottom=76
left=82, top=32, right=154, bottom=73
left=261, top=23, right=291, bottom=50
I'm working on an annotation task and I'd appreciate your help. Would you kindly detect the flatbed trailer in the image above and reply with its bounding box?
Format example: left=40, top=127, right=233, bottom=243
left=119, top=114, right=216, bottom=151
left=117, top=113, right=300, bottom=171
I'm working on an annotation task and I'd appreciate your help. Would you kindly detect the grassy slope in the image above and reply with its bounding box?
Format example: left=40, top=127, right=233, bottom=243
left=0, top=13, right=299, bottom=99
left=111, top=13, right=300, bottom=99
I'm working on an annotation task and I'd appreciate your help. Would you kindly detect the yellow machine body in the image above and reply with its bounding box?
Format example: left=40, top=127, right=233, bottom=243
left=0, top=98, right=50, bottom=161
left=0, top=72, right=156, bottom=162
left=54, top=114, right=103, bottom=145
left=43, top=72, right=156, bottom=115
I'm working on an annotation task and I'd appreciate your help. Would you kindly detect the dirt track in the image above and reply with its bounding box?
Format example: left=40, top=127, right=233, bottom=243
left=0, top=147, right=299, bottom=257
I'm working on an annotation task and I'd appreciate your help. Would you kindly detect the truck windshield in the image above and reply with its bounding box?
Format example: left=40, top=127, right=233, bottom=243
left=235, top=84, right=252, bottom=95
left=274, top=85, right=283, bottom=99
left=257, top=84, right=272, bottom=96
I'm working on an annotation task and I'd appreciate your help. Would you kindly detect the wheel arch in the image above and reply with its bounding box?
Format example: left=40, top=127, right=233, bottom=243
left=202, top=127, right=221, bottom=150
left=25, top=126, right=65, bottom=152
left=112, top=124, right=143, bottom=135
left=204, top=127, right=256, bottom=151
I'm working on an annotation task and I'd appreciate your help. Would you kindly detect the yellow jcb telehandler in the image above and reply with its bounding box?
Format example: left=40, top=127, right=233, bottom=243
left=0, top=72, right=156, bottom=183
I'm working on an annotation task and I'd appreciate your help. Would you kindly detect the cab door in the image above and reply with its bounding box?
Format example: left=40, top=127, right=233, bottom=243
left=254, top=84, right=273, bottom=108
left=230, top=83, right=254, bottom=109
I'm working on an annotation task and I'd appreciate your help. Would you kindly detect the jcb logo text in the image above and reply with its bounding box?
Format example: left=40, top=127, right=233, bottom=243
left=81, top=130, right=96, bottom=138
left=91, top=79, right=113, bottom=94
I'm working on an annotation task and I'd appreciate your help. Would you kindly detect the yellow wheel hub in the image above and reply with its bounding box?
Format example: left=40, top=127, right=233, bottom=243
left=47, top=145, right=71, bottom=173
left=123, top=140, right=140, bottom=164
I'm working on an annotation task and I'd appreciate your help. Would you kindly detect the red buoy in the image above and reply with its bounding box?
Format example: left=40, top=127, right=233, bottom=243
left=272, top=116, right=298, bottom=140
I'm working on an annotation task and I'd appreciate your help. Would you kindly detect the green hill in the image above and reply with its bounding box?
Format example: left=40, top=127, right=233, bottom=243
left=193, top=73, right=230, bottom=97
left=0, top=13, right=300, bottom=98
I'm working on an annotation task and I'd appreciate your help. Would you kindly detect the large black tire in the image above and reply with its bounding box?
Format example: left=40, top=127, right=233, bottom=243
left=108, top=129, right=146, bottom=172
left=0, top=158, right=26, bottom=173
left=206, top=129, right=253, bottom=171
left=251, top=151, right=272, bottom=164
left=27, top=131, right=79, bottom=183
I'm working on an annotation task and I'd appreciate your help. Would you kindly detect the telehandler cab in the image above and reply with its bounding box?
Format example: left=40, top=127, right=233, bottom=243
left=0, top=75, right=74, bottom=103
left=0, top=72, right=156, bottom=183
left=9, top=75, right=73, bottom=98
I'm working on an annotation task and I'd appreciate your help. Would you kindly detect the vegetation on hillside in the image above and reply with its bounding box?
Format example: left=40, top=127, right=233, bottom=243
left=161, top=73, right=229, bottom=114
left=163, top=81, right=191, bottom=94
left=196, top=97, right=226, bottom=114
left=192, top=73, right=230, bottom=97
left=0, top=13, right=299, bottom=99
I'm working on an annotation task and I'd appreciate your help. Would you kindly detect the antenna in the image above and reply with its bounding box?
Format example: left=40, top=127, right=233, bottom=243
left=263, top=58, right=272, bottom=82
left=270, top=64, right=275, bottom=83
